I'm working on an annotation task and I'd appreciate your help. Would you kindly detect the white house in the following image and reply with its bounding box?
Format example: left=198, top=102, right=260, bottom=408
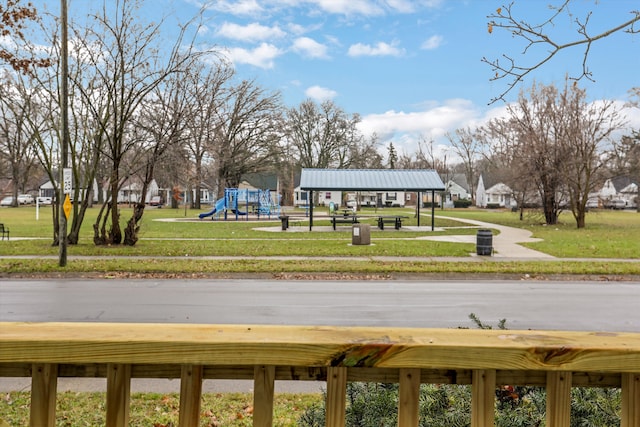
left=444, top=179, right=470, bottom=206
left=592, top=177, right=638, bottom=208
left=485, top=183, right=516, bottom=208
left=476, top=175, right=517, bottom=208
left=293, top=187, right=342, bottom=207
left=39, top=179, right=99, bottom=203
left=346, top=191, right=406, bottom=207
left=475, top=175, right=487, bottom=207
left=117, top=178, right=160, bottom=204
left=620, top=183, right=638, bottom=208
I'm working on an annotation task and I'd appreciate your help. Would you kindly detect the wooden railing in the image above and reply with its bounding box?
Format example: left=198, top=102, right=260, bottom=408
left=1, top=322, right=639, bottom=427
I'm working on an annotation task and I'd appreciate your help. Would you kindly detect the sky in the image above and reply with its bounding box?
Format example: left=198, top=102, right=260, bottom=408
left=33, top=0, right=640, bottom=161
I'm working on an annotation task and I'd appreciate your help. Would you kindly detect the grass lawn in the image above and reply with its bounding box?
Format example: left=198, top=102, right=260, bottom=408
left=0, top=391, right=323, bottom=426
left=1, top=204, right=639, bottom=276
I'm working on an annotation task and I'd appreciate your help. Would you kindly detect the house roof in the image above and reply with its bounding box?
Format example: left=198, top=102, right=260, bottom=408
left=300, top=168, right=445, bottom=192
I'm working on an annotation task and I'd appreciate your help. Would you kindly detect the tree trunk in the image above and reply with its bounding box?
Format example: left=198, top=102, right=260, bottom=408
left=108, top=170, right=122, bottom=244
left=123, top=203, right=144, bottom=246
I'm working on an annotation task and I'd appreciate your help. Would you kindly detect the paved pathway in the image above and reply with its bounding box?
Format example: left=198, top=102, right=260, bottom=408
left=423, top=215, right=555, bottom=259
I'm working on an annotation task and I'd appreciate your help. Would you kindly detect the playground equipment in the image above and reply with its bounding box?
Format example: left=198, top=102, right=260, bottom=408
left=197, top=197, right=226, bottom=219
left=198, top=188, right=280, bottom=220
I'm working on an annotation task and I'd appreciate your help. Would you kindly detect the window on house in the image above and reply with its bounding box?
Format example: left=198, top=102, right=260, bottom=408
left=386, top=192, right=397, bottom=200
left=325, top=192, right=331, bottom=199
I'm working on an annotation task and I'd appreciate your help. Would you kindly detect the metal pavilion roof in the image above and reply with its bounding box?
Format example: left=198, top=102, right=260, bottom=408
left=300, top=168, right=445, bottom=192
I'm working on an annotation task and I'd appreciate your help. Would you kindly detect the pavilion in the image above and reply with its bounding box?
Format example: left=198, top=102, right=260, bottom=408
left=299, top=168, right=445, bottom=230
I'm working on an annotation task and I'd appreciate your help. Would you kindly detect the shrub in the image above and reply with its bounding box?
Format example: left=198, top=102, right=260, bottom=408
left=453, top=199, right=472, bottom=208
left=298, top=315, right=621, bottom=426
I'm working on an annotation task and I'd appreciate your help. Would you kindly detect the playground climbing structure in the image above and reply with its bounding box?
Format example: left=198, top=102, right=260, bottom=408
left=198, top=188, right=280, bottom=220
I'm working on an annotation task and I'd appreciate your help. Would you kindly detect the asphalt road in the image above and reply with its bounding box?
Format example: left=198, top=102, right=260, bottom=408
left=2, top=278, right=639, bottom=331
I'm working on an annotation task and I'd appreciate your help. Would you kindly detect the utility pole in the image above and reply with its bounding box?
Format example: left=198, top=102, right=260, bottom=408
left=58, top=0, right=69, bottom=267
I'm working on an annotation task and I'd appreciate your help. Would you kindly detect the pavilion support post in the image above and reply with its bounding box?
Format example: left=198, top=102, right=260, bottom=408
left=431, top=190, right=435, bottom=231
left=417, top=192, right=421, bottom=227
left=309, top=191, right=314, bottom=230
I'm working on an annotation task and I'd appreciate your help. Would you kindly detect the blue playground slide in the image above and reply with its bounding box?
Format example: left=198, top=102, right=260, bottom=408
left=198, top=197, right=225, bottom=219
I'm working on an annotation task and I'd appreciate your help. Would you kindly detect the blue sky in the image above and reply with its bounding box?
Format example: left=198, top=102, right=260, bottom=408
left=39, top=0, right=640, bottom=159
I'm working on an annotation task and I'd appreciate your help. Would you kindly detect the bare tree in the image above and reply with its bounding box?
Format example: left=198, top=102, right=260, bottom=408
left=559, top=84, right=624, bottom=227
left=446, top=127, right=482, bottom=203
left=68, top=0, right=206, bottom=246
left=286, top=99, right=361, bottom=169
left=484, top=1, right=640, bottom=103
left=482, top=82, right=569, bottom=225
left=122, top=67, right=196, bottom=245
left=182, top=61, right=234, bottom=208
left=482, top=80, right=622, bottom=227
left=480, top=118, right=542, bottom=219
left=213, top=79, right=283, bottom=194
left=349, top=133, right=383, bottom=169
left=0, top=73, right=40, bottom=205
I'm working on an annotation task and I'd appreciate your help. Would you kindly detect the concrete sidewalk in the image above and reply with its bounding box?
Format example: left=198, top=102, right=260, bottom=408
left=427, top=215, right=555, bottom=259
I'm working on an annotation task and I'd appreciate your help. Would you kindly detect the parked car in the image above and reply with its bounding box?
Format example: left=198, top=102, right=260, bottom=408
left=585, top=199, right=599, bottom=210
left=18, top=194, right=34, bottom=205
left=0, top=196, right=14, bottom=207
left=148, top=195, right=163, bottom=207
left=605, top=199, right=626, bottom=210
left=37, top=196, right=53, bottom=205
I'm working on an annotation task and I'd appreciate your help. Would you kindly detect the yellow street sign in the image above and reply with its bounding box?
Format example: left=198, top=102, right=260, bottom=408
left=63, top=194, right=72, bottom=219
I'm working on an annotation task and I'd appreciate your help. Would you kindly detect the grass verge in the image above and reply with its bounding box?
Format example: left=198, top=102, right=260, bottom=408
left=0, top=391, right=322, bottom=426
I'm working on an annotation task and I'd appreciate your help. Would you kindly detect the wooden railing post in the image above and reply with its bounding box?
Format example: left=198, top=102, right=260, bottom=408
left=179, top=364, right=203, bottom=427
left=106, top=363, right=131, bottom=427
left=30, top=363, right=57, bottom=427
left=546, top=371, right=572, bottom=427
left=472, top=369, right=495, bottom=427
left=326, top=367, right=347, bottom=427
left=622, top=373, right=640, bottom=427
left=253, top=365, right=275, bottom=427
left=398, top=368, right=420, bottom=427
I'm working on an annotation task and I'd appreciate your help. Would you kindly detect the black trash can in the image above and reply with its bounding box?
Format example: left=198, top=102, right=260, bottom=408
left=476, top=229, right=493, bottom=256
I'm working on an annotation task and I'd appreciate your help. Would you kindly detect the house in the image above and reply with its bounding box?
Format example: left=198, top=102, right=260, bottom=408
left=444, top=175, right=471, bottom=207
left=476, top=174, right=517, bottom=208
left=485, top=183, right=517, bottom=208
left=116, top=178, right=162, bottom=204
left=293, top=187, right=342, bottom=207
left=345, top=191, right=406, bottom=208
left=620, top=183, right=638, bottom=208
left=475, top=175, right=487, bottom=207
left=592, top=177, right=638, bottom=208
left=39, top=179, right=99, bottom=203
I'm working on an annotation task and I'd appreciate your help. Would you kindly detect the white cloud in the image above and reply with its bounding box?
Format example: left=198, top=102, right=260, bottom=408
left=384, top=0, right=417, bottom=13
left=357, top=99, right=482, bottom=155
left=202, top=0, right=264, bottom=16
left=292, top=37, right=330, bottom=59
left=348, top=41, right=404, bottom=57
left=305, top=85, right=338, bottom=101
left=421, top=35, right=443, bottom=50
left=217, top=22, right=286, bottom=42
left=225, top=43, right=284, bottom=69
left=309, top=0, right=385, bottom=16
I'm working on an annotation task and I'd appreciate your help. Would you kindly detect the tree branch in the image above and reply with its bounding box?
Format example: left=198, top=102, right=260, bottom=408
left=484, top=1, right=640, bottom=103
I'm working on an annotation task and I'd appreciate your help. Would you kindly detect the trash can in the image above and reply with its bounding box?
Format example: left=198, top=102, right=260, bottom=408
left=476, top=229, right=492, bottom=256
left=352, top=223, right=371, bottom=245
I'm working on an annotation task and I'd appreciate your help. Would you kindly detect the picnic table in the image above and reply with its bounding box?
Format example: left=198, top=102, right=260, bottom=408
left=330, top=214, right=359, bottom=230
left=376, top=215, right=408, bottom=230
